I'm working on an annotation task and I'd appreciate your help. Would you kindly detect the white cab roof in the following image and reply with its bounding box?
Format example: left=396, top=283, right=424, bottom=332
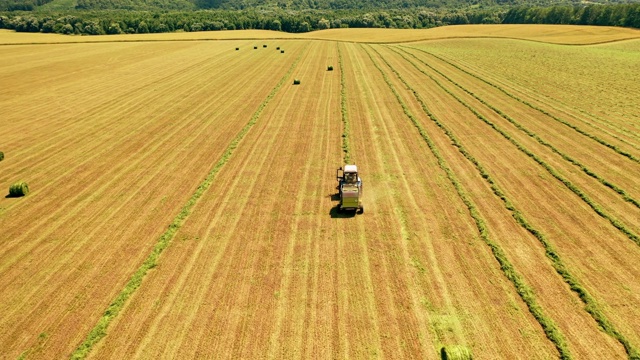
left=344, top=164, right=358, bottom=173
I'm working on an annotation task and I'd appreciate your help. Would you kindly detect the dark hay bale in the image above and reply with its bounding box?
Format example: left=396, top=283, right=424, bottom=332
left=263, top=44, right=267, bottom=48
left=281, top=50, right=285, bottom=53
left=441, top=345, right=472, bottom=360
left=293, top=79, right=300, bottom=85
left=236, top=47, right=239, bottom=50
left=327, top=65, right=334, bottom=71
left=276, top=46, right=280, bottom=50
left=9, top=181, right=29, bottom=197
left=254, top=46, right=258, bottom=49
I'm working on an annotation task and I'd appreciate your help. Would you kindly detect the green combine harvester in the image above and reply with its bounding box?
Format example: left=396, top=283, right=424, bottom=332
left=336, top=164, right=363, bottom=214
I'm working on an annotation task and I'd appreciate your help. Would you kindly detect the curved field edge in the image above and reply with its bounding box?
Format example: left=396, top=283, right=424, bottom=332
left=1, top=25, right=639, bottom=45
left=67, top=49, right=305, bottom=360
left=361, top=44, right=571, bottom=359
left=367, top=45, right=640, bottom=359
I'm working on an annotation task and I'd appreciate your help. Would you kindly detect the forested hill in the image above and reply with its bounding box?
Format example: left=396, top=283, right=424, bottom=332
left=1, top=0, right=636, bottom=11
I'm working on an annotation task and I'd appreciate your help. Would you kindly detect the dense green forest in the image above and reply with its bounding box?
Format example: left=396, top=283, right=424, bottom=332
left=0, top=0, right=638, bottom=35
left=3, top=0, right=631, bottom=12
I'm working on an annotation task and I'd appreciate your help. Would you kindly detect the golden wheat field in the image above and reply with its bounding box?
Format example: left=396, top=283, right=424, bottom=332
left=0, top=24, right=639, bottom=359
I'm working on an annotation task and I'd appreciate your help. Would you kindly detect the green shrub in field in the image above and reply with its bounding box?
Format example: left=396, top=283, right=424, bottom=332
left=0, top=151, right=4, bottom=161
left=328, top=65, right=334, bottom=71
left=441, top=345, right=472, bottom=360
left=9, top=181, right=29, bottom=197
left=293, top=79, right=300, bottom=85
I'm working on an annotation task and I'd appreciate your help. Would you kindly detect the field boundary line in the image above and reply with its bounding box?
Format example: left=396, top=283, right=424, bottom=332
left=401, top=46, right=640, bottom=164
left=394, top=47, right=640, bottom=210
left=372, top=45, right=640, bottom=360
left=3, top=34, right=640, bottom=47
left=362, top=44, right=573, bottom=360
left=68, top=48, right=306, bottom=360
left=391, top=46, right=640, bottom=247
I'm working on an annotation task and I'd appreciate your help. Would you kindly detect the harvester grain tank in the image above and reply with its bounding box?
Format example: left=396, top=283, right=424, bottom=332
left=336, top=164, right=363, bottom=214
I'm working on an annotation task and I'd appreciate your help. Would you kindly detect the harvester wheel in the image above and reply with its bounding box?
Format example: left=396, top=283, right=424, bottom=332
left=358, top=206, right=364, bottom=214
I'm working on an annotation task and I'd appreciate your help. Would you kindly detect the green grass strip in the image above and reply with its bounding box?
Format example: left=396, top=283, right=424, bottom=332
left=395, top=47, right=640, bottom=211
left=361, top=44, right=573, bottom=360
left=391, top=47, right=640, bottom=248
left=402, top=46, right=640, bottom=164
left=373, top=45, right=640, bottom=360
left=69, top=49, right=306, bottom=360
left=337, top=43, right=351, bottom=163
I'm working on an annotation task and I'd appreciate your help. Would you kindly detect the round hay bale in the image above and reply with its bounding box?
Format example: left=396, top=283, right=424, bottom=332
left=276, top=46, right=280, bottom=50
left=441, top=345, right=472, bottom=360
left=0, top=151, right=4, bottom=161
left=9, top=181, right=29, bottom=197
left=280, top=50, right=285, bottom=53
left=254, top=46, right=258, bottom=49
left=263, top=44, right=267, bottom=48
left=235, top=47, right=239, bottom=50
left=293, top=79, right=300, bottom=85
left=327, top=65, right=334, bottom=71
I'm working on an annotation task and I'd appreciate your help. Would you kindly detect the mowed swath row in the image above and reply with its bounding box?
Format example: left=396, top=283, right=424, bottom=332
left=341, top=43, right=557, bottom=358
left=366, top=43, right=629, bottom=358
left=389, top=46, right=640, bottom=239
left=367, top=43, right=640, bottom=354
left=0, top=41, right=251, bottom=191
left=0, top=40, right=305, bottom=358
left=414, top=39, right=640, bottom=146
left=90, top=40, right=343, bottom=359
left=96, top=41, right=557, bottom=359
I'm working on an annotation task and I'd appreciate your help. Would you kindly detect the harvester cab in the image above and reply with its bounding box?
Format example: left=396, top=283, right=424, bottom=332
left=336, top=164, right=363, bottom=214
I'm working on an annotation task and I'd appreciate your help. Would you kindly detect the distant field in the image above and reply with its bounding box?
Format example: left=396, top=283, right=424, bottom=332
left=2, top=24, right=640, bottom=45
left=0, top=25, right=638, bottom=359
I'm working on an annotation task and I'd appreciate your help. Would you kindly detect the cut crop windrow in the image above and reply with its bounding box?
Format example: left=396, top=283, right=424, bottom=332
left=422, top=51, right=640, bottom=151
left=392, top=47, right=640, bottom=211
left=338, top=43, right=351, bottom=163
left=390, top=46, right=640, bottom=248
left=402, top=46, right=640, bottom=164
left=361, top=44, right=572, bottom=360
left=369, top=45, right=640, bottom=360
left=0, top=51, right=281, bottom=276
left=69, top=47, right=306, bottom=360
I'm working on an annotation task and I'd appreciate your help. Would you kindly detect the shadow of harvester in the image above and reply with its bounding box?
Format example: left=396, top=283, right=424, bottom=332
left=329, top=205, right=357, bottom=219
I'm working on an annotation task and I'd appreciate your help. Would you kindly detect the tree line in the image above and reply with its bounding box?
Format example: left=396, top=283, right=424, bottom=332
left=0, top=3, right=638, bottom=35
left=0, top=8, right=504, bottom=34
left=503, top=3, right=640, bottom=28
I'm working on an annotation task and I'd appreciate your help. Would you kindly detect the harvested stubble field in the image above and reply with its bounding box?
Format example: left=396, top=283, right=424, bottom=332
left=0, top=24, right=638, bottom=359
